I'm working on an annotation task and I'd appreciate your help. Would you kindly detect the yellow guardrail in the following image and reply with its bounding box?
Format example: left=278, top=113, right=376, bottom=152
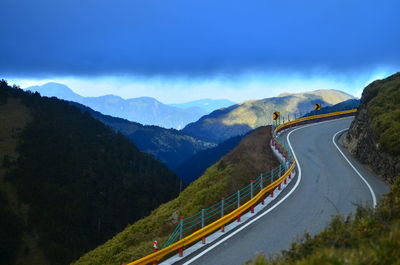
left=275, top=109, right=357, bottom=133
left=128, top=161, right=295, bottom=265
left=127, top=108, right=358, bottom=265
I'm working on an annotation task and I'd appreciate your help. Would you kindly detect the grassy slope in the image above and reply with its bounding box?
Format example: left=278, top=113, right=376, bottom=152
left=363, top=72, right=400, bottom=155
left=246, top=74, right=400, bottom=265
left=72, top=126, right=279, bottom=265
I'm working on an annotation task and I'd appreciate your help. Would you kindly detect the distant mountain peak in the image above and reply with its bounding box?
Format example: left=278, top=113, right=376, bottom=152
left=134, top=96, right=160, bottom=101
left=26, top=82, right=83, bottom=101
left=32, top=82, right=73, bottom=91
left=41, top=81, right=69, bottom=87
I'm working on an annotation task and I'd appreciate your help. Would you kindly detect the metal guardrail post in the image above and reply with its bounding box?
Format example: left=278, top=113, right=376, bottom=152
left=260, top=174, right=265, bottom=205
left=221, top=198, right=224, bottom=218
left=278, top=165, right=282, bottom=190
left=237, top=191, right=241, bottom=222
left=179, top=217, right=183, bottom=240
left=250, top=180, right=254, bottom=199
left=179, top=216, right=184, bottom=257
left=201, top=209, right=206, bottom=244
left=270, top=168, right=275, bottom=198
left=201, top=209, right=205, bottom=228
left=250, top=180, right=255, bottom=213
left=221, top=198, right=225, bottom=232
left=271, top=168, right=275, bottom=182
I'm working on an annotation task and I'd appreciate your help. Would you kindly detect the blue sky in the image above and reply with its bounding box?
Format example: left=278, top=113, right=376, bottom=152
left=1, top=0, right=399, bottom=103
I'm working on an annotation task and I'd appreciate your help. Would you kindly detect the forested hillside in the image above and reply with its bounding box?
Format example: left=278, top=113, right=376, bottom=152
left=175, top=134, right=246, bottom=183
left=0, top=81, right=180, bottom=265
left=70, top=102, right=215, bottom=171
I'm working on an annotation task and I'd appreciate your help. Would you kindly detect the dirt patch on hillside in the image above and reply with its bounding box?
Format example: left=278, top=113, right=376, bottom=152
left=221, top=126, right=280, bottom=191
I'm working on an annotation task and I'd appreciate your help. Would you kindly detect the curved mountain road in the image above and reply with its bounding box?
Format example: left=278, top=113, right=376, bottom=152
left=178, top=117, right=389, bottom=265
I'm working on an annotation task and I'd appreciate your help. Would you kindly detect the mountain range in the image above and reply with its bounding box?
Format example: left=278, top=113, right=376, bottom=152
left=70, top=102, right=216, bottom=170
left=25, top=83, right=356, bottom=175
left=26, top=83, right=235, bottom=129
left=71, top=97, right=359, bottom=182
left=182, top=89, right=355, bottom=142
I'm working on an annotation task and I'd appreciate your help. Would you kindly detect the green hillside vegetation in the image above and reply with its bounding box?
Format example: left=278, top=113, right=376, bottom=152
left=0, top=81, right=180, bottom=265
left=72, top=126, right=279, bottom=265
left=362, top=73, right=400, bottom=155
left=182, top=89, right=354, bottom=143
left=246, top=74, right=400, bottom=265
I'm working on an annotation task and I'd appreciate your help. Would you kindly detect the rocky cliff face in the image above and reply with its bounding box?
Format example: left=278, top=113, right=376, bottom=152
left=345, top=74, right=400, bottom=182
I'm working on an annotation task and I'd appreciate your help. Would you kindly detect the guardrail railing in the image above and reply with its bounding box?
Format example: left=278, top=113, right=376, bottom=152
left=127, top=109, right=357, bottom=265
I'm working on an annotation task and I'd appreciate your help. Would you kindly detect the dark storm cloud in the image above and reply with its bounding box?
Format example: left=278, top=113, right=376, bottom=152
left=1, top=0, right=399, bottom=77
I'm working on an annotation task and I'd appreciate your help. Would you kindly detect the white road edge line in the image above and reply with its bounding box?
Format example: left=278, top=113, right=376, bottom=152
left=182, top=118, right=351, bottom=265
left=332, top=129, right=377, bottom=207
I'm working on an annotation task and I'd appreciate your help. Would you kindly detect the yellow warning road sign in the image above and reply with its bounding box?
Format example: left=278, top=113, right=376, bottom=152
left=314, top=103, right=321, bottom=111
left=273, top=112, right=280, bottom=120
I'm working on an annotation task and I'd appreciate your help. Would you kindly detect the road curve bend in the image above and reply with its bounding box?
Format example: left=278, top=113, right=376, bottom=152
left=179, top=117, right=389, bottom=265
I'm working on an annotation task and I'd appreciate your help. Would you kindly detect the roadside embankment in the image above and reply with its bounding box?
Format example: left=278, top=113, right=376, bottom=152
left=344, top=72, right=400, bottom=182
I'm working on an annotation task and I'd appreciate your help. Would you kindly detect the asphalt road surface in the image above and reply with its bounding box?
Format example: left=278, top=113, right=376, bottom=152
left=179, top=117, right=389, bottom=265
